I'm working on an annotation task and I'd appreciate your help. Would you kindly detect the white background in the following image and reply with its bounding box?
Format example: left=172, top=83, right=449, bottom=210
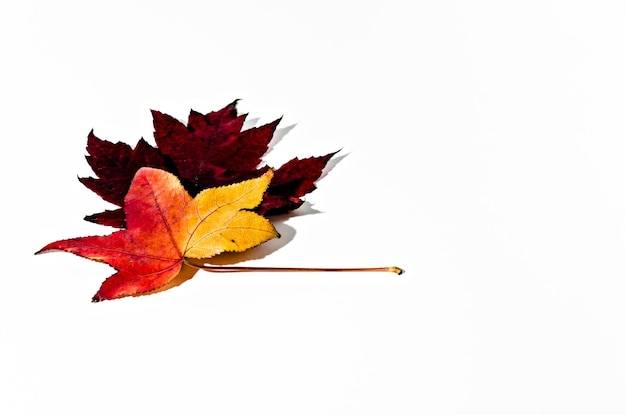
left=2, top=0, right=626, bottom=413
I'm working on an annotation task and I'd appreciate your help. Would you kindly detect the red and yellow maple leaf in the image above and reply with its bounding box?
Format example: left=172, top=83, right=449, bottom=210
left=37, top=168, right=279, bottom=302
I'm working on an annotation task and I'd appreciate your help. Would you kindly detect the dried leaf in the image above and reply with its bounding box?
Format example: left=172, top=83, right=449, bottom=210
left=80, top=101, right=335, bottom=227
left=37, top=168, right=278, bottom=301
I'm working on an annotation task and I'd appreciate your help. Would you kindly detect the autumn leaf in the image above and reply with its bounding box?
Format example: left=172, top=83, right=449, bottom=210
left=81, top=101, right=336, bottom=227
left=37, top=168, right=279, bottom=302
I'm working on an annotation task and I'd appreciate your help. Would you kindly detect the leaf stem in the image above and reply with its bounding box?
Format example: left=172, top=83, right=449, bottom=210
left=186, top=262, right=404, bottom=275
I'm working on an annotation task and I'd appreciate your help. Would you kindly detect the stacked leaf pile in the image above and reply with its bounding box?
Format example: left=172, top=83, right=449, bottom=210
left=37, top=101, right=336, bottom=301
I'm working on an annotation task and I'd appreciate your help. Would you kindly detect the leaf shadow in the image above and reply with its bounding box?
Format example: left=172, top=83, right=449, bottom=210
left=268, top=123, right=296, bottom=151
left=135, top=262, right=200, bottom=298
left=243, top=116, right=260, bottom=129
left=320, top=152, right=348, bottom=180
left=203, top=214, right=299, bottom=265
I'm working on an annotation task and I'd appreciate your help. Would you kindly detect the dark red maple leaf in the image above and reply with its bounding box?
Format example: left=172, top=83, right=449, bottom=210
left=80, top=101, right=336, bottom=228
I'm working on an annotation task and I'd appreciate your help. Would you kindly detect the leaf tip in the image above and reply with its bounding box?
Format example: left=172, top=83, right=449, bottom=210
left=34, top=244, right=56, bottom=255
left=254, top=168, right=275, bottom=194
left=83, top=213, right=98, bottom=224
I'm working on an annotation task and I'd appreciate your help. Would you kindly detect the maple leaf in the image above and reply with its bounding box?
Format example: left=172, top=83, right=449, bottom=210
left=37, top=168, right=279, bottom=302
left=80, top=101, right=335, bottom=227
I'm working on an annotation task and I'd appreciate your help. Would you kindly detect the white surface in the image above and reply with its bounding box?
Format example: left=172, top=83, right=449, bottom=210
left=2, top=0, right=626, bottom=414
